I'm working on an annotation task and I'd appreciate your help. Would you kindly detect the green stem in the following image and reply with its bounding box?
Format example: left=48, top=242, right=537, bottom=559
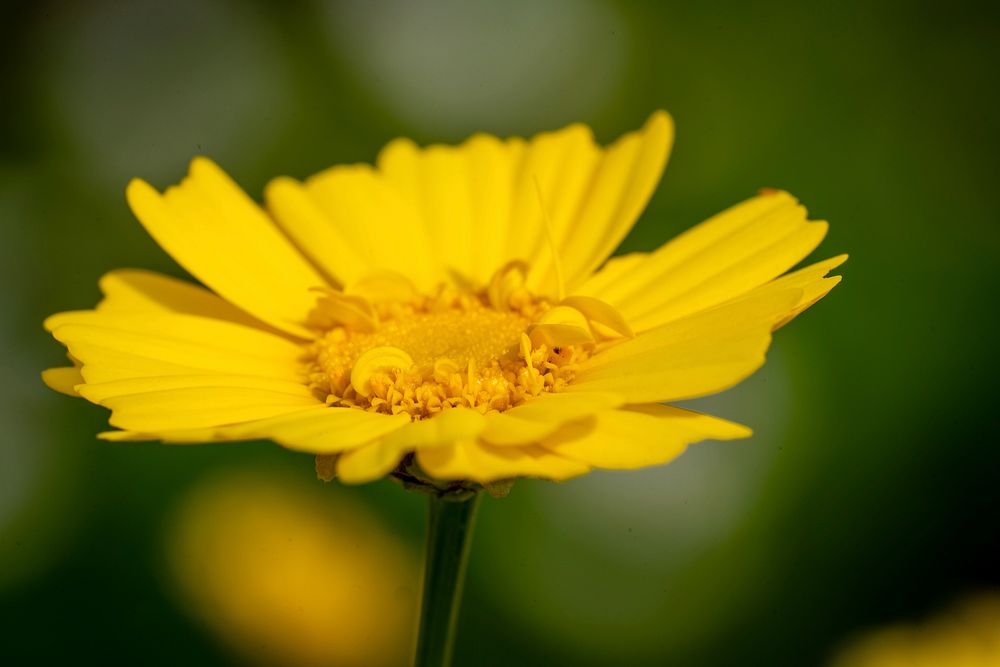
left=413, top=492, right=481, bottom=667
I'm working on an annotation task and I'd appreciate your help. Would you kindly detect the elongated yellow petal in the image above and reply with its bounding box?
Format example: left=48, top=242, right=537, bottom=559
left=97, top=269, right=267, bottom=330
left=371, top=112, right=671, bottom=294
left=480, top=391, right=623, bottom=446
left=508, top=124, right=601, bottom=291
left=102, top=386, right=321, bottom=431
left=127, top=158, right=328, bottom=338
left=569, top=288, right=802, bottom=402
left=541, top=405, right=750, bottom=469
left=98, top=406, right=407, bottom=453
left=559, top=295, right=633, bottom=338
left=528, top=304, right=594, bottom=348
left=264, top=176, right=370, bottom=285
left=578, top=189, right=831, bottom=332
left=416, top=441, right=589, bottom=483
left=98, top=429, right=223, bottom=443
left=477, top=415, right=557, bottom=446
left=336, top=409, right=485, bottom=483
left=577, top=252, right=645, bottom=296
left=41, top=366, right=84, bottom=396
left=344, top=271, right=418, bottom=304
left=45, top=311, right=301, bottom=359
left=50, top=312, right=305, bottom=384
left=533, top=111, right=674, bottom=294
left=750, top=254, right=847, bottom=329
left=309, top=288, right=378, bottom=332
left=251, top=408, right=410, bottom=454
left=268, top=166, right=440, bottom=289
left=333, top=442, right=406, bottom=484
left=382, top=141, right=485, bottom=284
left=77, top=375, right=316, bottom=403
left=459, top=135, right=524, bottom=281
left=498, top=391, right=624, bottom=423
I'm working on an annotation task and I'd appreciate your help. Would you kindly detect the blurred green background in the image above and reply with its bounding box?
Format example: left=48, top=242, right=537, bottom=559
left=2, top=0, right=998, bottom=665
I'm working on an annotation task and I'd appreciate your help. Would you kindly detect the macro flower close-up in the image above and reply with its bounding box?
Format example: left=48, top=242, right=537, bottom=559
left=42, top=111, right=842, bottom=489
left=7, top=2, right=995, bottom=665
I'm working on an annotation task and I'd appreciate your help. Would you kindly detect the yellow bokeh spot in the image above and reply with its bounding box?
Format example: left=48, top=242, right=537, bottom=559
left=166, top=471, right=418, bottom=667
left=830, top=595, right=1000, bottom=667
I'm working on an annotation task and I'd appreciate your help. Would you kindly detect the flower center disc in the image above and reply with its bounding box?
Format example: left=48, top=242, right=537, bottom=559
left=307, top=288, right=586, bottom=419
left=352, top=308, right=529, bottom=369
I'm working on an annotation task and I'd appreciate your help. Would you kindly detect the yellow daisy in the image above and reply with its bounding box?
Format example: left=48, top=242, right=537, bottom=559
left=42, top=111, right=844, bottom=489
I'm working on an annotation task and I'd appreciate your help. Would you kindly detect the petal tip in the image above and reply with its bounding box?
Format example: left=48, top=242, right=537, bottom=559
left=125, top=177, right=157, bottom=207
left=263, top=175, right=299, bottom=200
left=188, top=155, right=221, bottom=175
left=646, top=109, right=675, bottom=134
left=41, top=367, right=83, bottom=396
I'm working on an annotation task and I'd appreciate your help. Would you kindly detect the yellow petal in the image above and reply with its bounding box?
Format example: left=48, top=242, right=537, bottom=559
left=541, top=404, right=750, bottom=469
left=344, top=271, right=419, bottom=304
left=528, top=305, right=594, bottom=347
left=558, top=295, right=633, bottom=338
left=42, top=366, right=84, bottom=396
left=457, top=135, right=524, bottom=283
left=252, top=408, right=410, bottom=454
left=380, top=140, right=486, bottom=284
left=102, top=386, right=321, bottom=431
left=336, top=409, right=485, bottom=483
left=486, top=260, right=529, bottom=311
left=508, top=123, right=601, bottom=291
left=480, top=392, right=623, bottom=446
left=96, top=269, right=267, bottom=330
left=527, top=323, right=594, bottom=349
left=578, top=189, right=829, bottom=332
left=748, top=254, right=847, bottom=329
left=532, top=110, right=674, bottom=294
left=335, top=441, right=407, bottom=485
left=477, top=415, right=557, bottom=447
left=309, top=288, right=378, bottom=332
left=98, top=428, right=221, bottom=443
left=269, top=166, right=440, bottom=290
left=126, top=158, right=328, bottom=338
left=372, top=112, right=671, bottom=294
left=77, top=375, right=316, bottom=403
left=416, top=441, right=589, bottom=483
left=535, top=304, right=590, bottom=329
left=569, top=288, right=802, bottom=402
left=577, top=252, right=646, bottom=296
left=264, top=176, right=370, bottom=285
left=97, top=406, right=407, bottom=452
left=378, top=134, right=537, bottom=286
left=49, top=312, right=305, bottom=384
left=508, top=391, right=625, bottom=422
left=45, top=311, right=301, bottom=359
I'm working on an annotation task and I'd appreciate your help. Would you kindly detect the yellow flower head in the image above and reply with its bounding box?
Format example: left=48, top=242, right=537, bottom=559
left=42, top=111, right=845, bottom=487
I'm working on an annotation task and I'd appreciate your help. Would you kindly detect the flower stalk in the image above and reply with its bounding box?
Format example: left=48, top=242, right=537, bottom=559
left=413, top=491, right=481, bottom=667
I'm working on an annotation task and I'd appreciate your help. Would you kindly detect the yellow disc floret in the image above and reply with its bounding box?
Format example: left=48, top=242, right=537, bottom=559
left=305, top=270, right=597, bottom=420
